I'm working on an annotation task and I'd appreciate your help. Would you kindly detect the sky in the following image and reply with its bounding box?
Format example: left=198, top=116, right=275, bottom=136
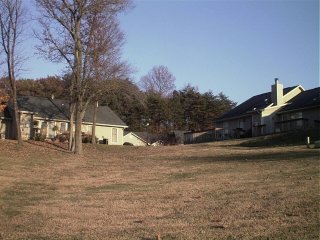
left=19, top=0, right=319, bottom=104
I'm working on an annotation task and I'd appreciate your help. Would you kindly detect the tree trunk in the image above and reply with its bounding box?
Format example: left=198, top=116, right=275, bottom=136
left=68, top=103, right=75, bottom=152
left=12, top=92, right=22, bottom=145
left=8, top=43, right=22, bottom=145
left=73, top=15, right=83, bottom=155
left=92, top=101, right=97, bottom=144
left=74, top=101, right=83, bottom=154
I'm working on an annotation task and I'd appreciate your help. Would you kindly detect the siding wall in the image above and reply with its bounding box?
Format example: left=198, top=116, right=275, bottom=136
left=0, top=119, right=6, bottom=139
left=20, top=113, right=32, bottom=140
left=276, top=107, right=320, bottom=131
left=94, top=125, right=124, bottom=145
left=123, top=133, right=147, bottom=146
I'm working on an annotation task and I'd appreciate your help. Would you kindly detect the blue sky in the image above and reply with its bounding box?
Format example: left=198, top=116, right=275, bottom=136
left=20, top=0, right=319, bottom=104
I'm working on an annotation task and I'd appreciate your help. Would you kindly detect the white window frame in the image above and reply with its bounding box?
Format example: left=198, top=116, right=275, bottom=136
left=112, top=128, right=117, bottom=143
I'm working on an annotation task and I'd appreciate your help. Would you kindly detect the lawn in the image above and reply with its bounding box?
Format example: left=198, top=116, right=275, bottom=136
left=0, top=140, right=319, bottom=239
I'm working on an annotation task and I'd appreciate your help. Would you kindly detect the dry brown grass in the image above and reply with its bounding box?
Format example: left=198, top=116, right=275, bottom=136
left=0, top=140, right=319, bottom=239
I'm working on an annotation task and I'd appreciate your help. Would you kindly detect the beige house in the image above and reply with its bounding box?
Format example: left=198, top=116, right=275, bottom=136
left=215, top=79, right=313, bottom=139
left=123, top=131, right=148, bottom=146
left=274, top=87, right=320, bottom=132
left=1, top=95, right=127, bottom=145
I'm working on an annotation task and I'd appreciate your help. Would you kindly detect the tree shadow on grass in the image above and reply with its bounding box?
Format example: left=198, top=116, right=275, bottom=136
left=26, top=140, right=70, bottom=153
left=174, top=150, right=319, bottom=164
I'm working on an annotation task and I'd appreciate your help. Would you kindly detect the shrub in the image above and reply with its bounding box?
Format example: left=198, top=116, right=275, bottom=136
left=55, top=133, right=69, bottom=143
left=34, top=133, right=46, bottom=142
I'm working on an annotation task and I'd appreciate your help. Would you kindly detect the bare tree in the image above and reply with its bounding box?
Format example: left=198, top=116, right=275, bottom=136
left=35, top=0, right=131, bottom=154
left=0, top=0, right=25, bottom=145
left=139, top=65, right=176, bottom=97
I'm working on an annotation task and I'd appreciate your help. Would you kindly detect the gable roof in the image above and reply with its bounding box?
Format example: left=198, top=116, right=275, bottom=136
left=83, top=105, right=127, bottom=127
left=9, top=95, right=127, bottom=127
left=124, top=131, right=161, bottom=144
left=278, top=87, right=320, bottom=113
left=124, top=131, right=148, bottom=143
left=216, top=86, right=297, bottom=121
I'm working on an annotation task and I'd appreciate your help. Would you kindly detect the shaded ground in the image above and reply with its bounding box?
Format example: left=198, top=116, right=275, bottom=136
left=0, top=140, right=319, bottom=239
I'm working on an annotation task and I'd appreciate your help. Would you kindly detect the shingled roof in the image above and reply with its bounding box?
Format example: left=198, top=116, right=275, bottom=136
left=17, top=95, right=69, bottom=120
left=216, top=86, right=297, bottom=121
left=278, top=87, right=320, bottom=113
left=9, top=95, right=127, bottom=127
left=83, top=105, right=127, bottom=127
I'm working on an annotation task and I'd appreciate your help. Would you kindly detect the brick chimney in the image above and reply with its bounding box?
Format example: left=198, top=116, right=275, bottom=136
left=271, top=78, right=284, bottom=106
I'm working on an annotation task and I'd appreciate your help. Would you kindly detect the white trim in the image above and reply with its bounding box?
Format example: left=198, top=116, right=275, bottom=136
left=112, top=127, right=118, bottom=143
left=19, top=110, right=35, bottom=114
left=82, top=121, right=128, bottom=128
left=283, top=85, right=305, bottom=97
left=33, top=116, right=69, bottom=123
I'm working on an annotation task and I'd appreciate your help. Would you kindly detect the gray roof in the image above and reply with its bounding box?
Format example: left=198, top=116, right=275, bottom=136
left=216, top=86, right=297, bottom=121
left=17, top=95, right=69, bottom=120
left=83, top=105, right=127, bottom=127
left=278, top=87, right=320, bottom=113
left=11, top=95, right=127, bottom=127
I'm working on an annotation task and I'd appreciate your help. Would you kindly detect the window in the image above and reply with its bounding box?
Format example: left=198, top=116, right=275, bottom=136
left=60, top=122, right=67, bottom=132
left=238, top=119, right=245, bottom=129
left=41, top=122, right=47, bottom=129
left=289, top=112, right=302, bottom=120
left=112, top=128, right=117, bottom=142
left=296, top=119, right=303, bottom=127
left=87, top=125, right=92, bottom=133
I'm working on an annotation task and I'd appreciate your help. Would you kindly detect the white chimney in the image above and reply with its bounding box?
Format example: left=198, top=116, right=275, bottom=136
left=271, top=78, right=284, bottom=106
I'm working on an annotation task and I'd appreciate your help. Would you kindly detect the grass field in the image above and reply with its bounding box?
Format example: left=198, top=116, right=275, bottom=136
left=0, top=140, right=319, bottom=239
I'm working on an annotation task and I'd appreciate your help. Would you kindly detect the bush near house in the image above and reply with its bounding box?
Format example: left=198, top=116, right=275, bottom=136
left=81, top=133, right=98, bottom=144
left=55, top=133, right=69, bottom=143
left=33, top=133, right=46, bottom=142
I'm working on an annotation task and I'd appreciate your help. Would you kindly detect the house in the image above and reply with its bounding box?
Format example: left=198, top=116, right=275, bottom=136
left=123, top=131, right=149, bottom=146
left=1, top=95, right=128, bottom=145
left=274, top=87, right=320, bottom=132
left=215, top=79, right=319, bottom=139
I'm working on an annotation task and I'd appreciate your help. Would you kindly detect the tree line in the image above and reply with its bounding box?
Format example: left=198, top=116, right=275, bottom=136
left=0, top=0, right=235, bottom=153
left=7, top=72, right=236, bottom=136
